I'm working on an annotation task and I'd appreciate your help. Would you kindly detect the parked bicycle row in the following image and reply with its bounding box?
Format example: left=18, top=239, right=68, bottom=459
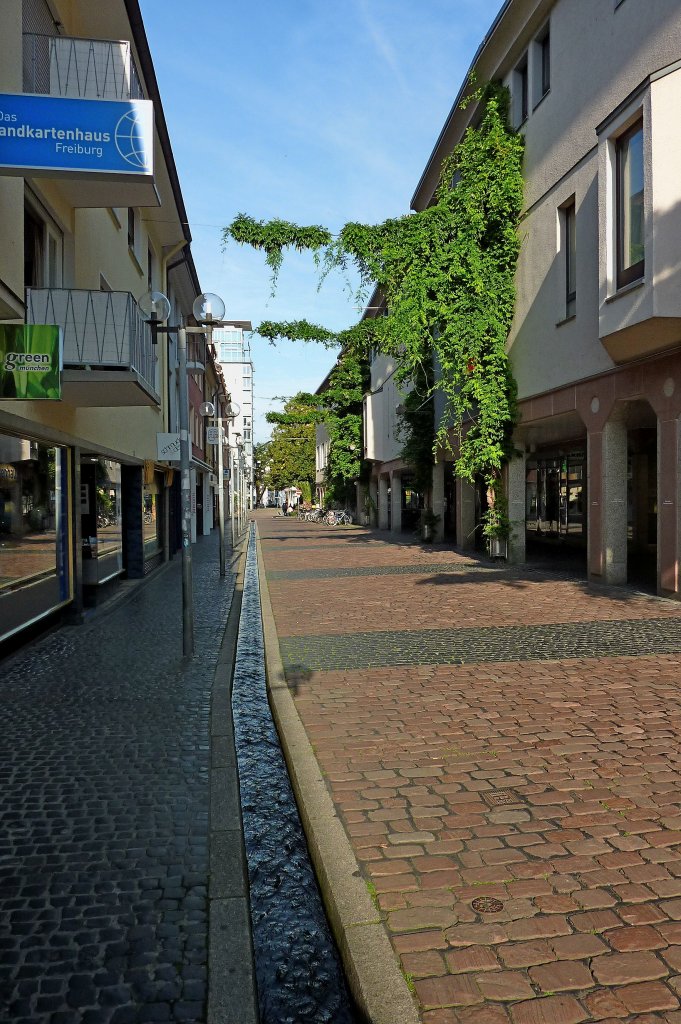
left=274, top=505, right=354, bottom=526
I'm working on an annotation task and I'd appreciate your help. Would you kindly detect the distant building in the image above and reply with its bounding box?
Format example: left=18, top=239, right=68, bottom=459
left=213, top=324, right=254, bottom=508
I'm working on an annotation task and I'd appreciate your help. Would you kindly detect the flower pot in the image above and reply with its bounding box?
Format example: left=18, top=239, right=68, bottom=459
left=488, top=537, right=507, bottom=559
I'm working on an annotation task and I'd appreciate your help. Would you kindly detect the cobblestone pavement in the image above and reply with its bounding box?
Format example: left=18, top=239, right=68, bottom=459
left=0, top=534, right=235, bottom=1024
left=256, top=512, right=681, bottom=1024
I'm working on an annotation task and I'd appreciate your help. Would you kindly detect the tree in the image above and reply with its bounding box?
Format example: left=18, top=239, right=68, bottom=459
left=252, top=441, right=271, bottom=506
left=263, top=394, right=317, bottom=496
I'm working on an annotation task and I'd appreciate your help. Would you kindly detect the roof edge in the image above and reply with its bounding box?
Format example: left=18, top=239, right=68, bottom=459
left=123, top=0, right=192, bottom=246
left=410, top=0, right=514, bottom=210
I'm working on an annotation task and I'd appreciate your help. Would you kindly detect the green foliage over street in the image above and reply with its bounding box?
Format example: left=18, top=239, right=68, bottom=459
left=225, top=83, right=524, bottom=518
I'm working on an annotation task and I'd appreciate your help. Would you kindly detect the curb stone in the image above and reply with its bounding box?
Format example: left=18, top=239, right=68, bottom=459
left=208, top=532, right=259, bottom=1024
left=255, top=524, right=420, bottom=1024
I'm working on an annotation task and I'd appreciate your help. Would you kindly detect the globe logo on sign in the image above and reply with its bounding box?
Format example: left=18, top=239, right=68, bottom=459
left=114, top=109, right=149, bottom=170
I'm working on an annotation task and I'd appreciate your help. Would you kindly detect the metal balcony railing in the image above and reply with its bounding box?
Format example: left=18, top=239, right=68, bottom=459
left=23, top=33, right=144, bottom=100
left=26, top=288, right=157, bottom=395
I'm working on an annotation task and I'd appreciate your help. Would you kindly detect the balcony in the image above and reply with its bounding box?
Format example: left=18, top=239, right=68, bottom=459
left=23, top=34, right=144, bottom=101
left=20, top=33, right=158, bottom=208
left=26, top=289, right=160, bottom=408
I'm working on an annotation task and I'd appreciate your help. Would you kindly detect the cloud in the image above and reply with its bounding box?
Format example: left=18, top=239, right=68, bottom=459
left=353, top=0, right=411, bottom=97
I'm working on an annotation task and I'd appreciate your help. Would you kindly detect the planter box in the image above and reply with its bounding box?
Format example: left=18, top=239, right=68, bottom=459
left=488, top=537, right=507, bottom=559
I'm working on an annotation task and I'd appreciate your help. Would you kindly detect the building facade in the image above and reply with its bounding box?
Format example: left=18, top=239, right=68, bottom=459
left=366, top=0, right=681, bottom=597
left=0, top=0, right=229, bottom=646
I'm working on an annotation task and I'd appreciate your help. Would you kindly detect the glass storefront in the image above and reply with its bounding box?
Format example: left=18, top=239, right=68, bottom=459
left=81, top=458, right=122, bottom=586
left=526, top=448, right=586, bottom=543
left=0, top=432, right=70, bottom=641
left=143, top=473, right=163, bottom=564
left=401, top=473, right=423, bottom=531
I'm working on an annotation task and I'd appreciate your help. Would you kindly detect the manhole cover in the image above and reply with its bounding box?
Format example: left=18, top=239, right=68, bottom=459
left=471, top=896, right=504, bottom=914
left=486, top=791, right=518, bottom=806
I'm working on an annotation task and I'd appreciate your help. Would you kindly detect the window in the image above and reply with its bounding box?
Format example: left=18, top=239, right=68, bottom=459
left=127, top=208, right=135, bottom=249
left=24, top=203, right=63, bottom=288
left=147, top=246, right=154, bottom=291
left=515, top=55, right=529, bottom=125
left=563, top=199, right=576, bottom=318
left=616, top=119, right=644, bottom=288
left=539, top=27, right=550, bottom=98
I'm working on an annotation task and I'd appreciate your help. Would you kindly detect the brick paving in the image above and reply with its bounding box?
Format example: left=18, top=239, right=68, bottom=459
left=257, top=512, right=681, bottom=1023
left=0, top=534, right=235, bottom=1024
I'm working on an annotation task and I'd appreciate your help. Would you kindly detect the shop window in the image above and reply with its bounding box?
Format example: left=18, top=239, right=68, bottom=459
left=142, top=478, right=163, bottom=560
left=616, top=119, right=644, bottom=288
left=525, top=451, right=586, bottom=541
left=0, top=434, right=70, bottom=640
left=81, top=458, right=123, bottom=585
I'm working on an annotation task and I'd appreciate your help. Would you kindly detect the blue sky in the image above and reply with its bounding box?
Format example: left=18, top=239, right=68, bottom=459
left=140, top=0, right=503, bottom=441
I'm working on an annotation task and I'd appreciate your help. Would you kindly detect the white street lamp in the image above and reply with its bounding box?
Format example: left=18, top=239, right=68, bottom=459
left=140, top=288, right=229, bottom=657
left=200, top=397, right=241, bottom=576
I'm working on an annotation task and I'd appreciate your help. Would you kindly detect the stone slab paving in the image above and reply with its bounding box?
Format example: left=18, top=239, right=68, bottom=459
left=255, top=511, right=681, bottom=1024
left=0, top=534, right=239, bottom=1024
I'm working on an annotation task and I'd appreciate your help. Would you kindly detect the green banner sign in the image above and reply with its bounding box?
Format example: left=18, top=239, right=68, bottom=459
left=0, top=324, right=62, bottom=400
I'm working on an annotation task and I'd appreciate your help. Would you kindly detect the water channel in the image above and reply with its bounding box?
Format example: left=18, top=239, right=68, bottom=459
left=231, top=529, right=359, bottom=1024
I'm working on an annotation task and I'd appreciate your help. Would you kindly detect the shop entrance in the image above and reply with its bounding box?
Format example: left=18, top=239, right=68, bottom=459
left=401, top=472, right=423, bottom=532
left=525, top=446, right=588, bottom=571
left=627, top=426, right=657, bottom=590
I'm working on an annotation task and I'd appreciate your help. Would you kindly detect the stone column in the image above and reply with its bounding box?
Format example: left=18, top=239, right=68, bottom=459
left=390, top=470, right=402, bottom=533
left=356, top=480, right=367, bottom=523
left=507, top=448, right=526, bottom=564
left=602, top=418, right=628, bottom=585
left=378, top=474, right=389, bottom=530
left=658, top=416, right=680, bottom=596
left=454, top=479, right=475, bottom=552
left=456, top=476, right=476, bottom=550
left=431, top=460, right=445, bottom=543
left=369, top=477, right=379, bottom=526
left=67, top=447, right=84, bottom=622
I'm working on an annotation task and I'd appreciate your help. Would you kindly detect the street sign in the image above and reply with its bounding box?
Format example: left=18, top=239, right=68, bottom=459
left=206, top=426, right=224, bottom=445
left=156, top=432, right=181, bottom=461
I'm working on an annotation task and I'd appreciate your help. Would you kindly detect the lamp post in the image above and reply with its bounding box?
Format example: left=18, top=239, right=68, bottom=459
left=232, top=432, right=243, bottom=539
left=141, top=289, right=228, bottom=657
left=200, top=399, right=239, bottom=577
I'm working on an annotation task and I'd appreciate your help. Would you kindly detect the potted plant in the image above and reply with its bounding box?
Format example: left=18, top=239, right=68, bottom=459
left=420, top=507, right=441, bottom=543
left=482, top=483, right=510, bottom=558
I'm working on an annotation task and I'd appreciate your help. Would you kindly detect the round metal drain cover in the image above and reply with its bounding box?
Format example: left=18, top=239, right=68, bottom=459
left=471, top=896, right=504, bottom=914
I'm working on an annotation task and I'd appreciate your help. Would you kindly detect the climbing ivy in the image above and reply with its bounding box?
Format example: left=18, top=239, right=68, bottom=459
left=225, top=82, right=524, bottom=506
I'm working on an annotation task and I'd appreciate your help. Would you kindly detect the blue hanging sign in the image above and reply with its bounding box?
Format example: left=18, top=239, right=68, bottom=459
left=0, top=93, right=153, bottom=180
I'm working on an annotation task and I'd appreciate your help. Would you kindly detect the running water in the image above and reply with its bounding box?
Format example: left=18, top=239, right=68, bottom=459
left=231, top=528, right=359, bottom=1024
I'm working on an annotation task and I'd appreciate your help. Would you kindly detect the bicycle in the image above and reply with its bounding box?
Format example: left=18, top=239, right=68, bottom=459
left=325, top=509, right=353, bottom=526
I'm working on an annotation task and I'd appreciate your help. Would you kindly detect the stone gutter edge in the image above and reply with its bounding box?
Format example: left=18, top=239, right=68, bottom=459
left=208, top=531, right=260, bottom=1024
left=255, top=524, right=420, bottom=1024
